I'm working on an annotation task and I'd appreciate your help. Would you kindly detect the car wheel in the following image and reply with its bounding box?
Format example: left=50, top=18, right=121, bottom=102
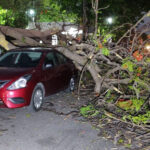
left=66, top=77, right=75, bottom=92
left=28, top=84, right=44, bottom=111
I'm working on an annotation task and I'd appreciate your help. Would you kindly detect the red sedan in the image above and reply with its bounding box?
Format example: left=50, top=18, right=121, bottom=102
left=0, top=47, right=77, bottom=111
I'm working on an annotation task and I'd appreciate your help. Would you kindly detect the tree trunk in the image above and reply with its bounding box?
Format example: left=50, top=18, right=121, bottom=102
left=0, top=31, right=16, bottom=50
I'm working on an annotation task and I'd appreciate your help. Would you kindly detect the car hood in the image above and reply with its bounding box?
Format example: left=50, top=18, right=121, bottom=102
left=0, top=67, right=35, bottom=80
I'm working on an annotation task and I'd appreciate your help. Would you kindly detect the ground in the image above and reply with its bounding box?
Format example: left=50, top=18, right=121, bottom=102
left=0, top=91, right=128, bottom=150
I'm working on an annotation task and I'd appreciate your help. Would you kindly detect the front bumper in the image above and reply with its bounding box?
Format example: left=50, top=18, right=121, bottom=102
left=8, top=97, right=25, bottom=104
left=0, top=87, right=32, bottom=108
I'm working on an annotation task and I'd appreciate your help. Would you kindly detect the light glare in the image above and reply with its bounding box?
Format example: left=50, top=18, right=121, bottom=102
left=107, top=17, right=113, bottom=24
left=29, top=9, right=35, bottom=15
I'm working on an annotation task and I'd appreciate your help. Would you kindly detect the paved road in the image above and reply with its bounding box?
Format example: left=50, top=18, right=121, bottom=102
left=0, top=93, right=126, bottom=150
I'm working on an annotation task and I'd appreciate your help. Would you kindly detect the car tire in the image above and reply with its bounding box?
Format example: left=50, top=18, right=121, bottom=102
left=66, top=77, right=75, bottom=92
left=28, top=84, right=44, bottom=112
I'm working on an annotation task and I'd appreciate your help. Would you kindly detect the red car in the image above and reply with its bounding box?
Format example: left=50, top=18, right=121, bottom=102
left=0, top=47, right=77, bottom=111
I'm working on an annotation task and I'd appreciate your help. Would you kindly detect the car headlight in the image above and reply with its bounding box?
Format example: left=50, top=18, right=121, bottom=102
left=8, top=74, right=32, bottom=90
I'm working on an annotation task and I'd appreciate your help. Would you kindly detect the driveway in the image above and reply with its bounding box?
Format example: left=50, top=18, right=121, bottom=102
left=0, top=92, right=126, bottom=150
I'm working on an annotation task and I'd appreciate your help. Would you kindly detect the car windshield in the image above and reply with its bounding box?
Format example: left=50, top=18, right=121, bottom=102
left=0, top=51, right=42, bottom=68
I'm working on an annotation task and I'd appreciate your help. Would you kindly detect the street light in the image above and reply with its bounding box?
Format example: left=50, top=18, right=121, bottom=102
left=106, top=17, right=113, bottom=24
left=27, top=9, right=35, bottom=22
left=29, top=9, right=35, bottom=16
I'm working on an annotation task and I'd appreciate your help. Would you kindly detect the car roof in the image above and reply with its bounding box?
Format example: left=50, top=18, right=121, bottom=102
left=8, top=47, right=56, bottom=53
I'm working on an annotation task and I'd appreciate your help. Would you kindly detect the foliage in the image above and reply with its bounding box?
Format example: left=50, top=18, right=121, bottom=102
left=0, top=7, right=14, bottom=25
left=105, top=90, right=116, bottom=103
left=39, top=1, right=78, bottom=22
left=0, top=6, right=28, bottom=27
left=119, top=98, right=150, bottom=125
left=80, top=104, right=99, bottom=118
left=116, top=97, right=150, bottom=125
left=122, top=60, right=135, bottom=72
left=117, top=100, right=133, bottom=111
left=12, top=12, right=28, bottom=28
left=0, top=0, right=32, bottom=27
left=134, top=77, right=149, bottom=91
left=117, top=98, right=145, bottom=112
left=123, top=111, right=150, bottom=125
left=99, top=0, right=150, bottom=30
left=124, top=144, right=131, bottom=148
left=0, top=0, right=32, bottom=11
left=54, top=0, right=84, bottom=20
left=0, top=0, right=149, bottom=31
left=118, top=138, right=124, bottom=144
left=101, top=47, right=110, bottom=56
left=132, top=98, right=145, bottom=111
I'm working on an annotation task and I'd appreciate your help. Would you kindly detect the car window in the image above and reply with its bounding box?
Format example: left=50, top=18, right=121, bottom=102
left=0, top=52, right=18, bottom=67
left=17, top=52, right=42, bottom=67
left=28, top=52, right=42, bottom=61
left=43, top=52, right=57, bottom=68
left=0, top=51, right=42, bottom=68
left=55, top=52, right=67, bottom=64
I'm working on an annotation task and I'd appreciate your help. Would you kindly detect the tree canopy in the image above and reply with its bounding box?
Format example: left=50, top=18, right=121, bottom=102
left=0, top=0, right=149, bottom=29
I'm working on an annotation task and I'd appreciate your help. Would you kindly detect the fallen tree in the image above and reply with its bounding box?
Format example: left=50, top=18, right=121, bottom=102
left=0, top=11, right=150, bottom=100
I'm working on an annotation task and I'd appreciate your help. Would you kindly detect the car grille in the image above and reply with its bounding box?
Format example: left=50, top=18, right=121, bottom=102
left=0, top=80, right=9, bottom=88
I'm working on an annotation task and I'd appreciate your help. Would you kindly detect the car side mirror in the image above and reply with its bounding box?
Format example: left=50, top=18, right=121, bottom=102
left=45, top=63, right=53, bottom=69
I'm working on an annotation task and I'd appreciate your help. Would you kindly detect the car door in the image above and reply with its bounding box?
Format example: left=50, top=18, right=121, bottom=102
left=55, top=52, right=72, bottom=90
left=42, top=51, right=61, bottom=96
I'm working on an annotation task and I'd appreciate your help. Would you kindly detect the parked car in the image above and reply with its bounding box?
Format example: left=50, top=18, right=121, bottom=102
left=0, top=47, right=77, bottom=111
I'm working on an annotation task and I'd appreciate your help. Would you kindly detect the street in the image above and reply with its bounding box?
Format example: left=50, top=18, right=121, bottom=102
left=0, top=93, right=126, bottom=150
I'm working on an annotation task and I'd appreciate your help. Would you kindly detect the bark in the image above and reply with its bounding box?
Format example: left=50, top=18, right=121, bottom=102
left=82, top=0, right=88, bottom=40
left=0, top=25, right=60, bottom=47
left=91, top=0, right=99, bottom=39
left=57, top=47, right=101, bottom=94
left=0, top=25, right=58, bottom=38
left=0, top=31, right=16, bottom=50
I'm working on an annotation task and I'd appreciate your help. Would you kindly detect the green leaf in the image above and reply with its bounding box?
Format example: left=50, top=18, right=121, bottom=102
left=80, top=104, right=99, bottom=118
left=135, top=77, right=149, bottom=90
left=102, top=47, right=110, bottom=56
left=122, top=60, right=135, bottom=72
left=146, top=58, right=150, bottom=63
